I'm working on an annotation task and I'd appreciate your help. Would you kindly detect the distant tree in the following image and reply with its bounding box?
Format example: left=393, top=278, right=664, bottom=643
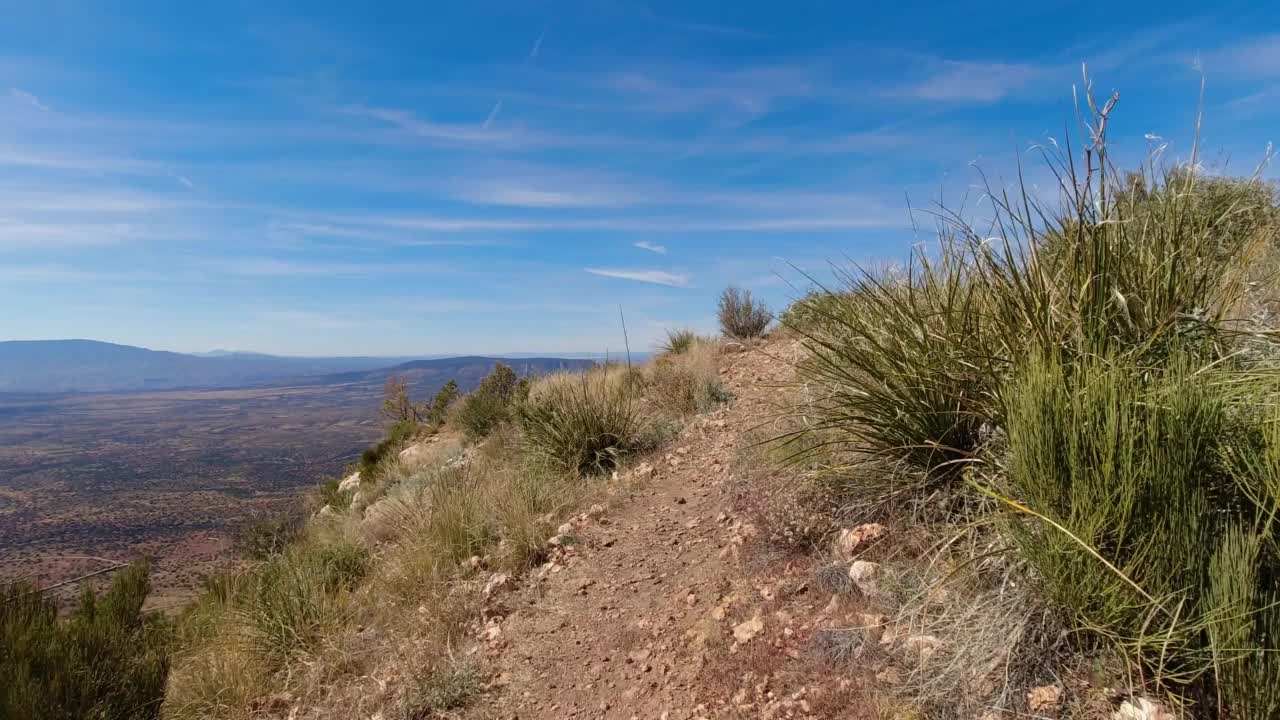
left=381, top=375, right=419, bottom=424
left=428, top=379, right=460, bottom=426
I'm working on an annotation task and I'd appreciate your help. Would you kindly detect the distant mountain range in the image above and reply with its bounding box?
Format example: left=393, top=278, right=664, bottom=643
left=0, top=339, right=602, bottom=393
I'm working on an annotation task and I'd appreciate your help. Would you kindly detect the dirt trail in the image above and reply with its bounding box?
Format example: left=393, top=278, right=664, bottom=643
left=470, top=342, right=862, bottom=719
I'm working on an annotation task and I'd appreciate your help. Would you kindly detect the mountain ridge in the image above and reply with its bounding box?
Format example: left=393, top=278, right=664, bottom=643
left=0, top=339, right=601, bottom=393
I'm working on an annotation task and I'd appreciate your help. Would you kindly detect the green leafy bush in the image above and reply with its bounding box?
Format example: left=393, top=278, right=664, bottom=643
left=454, top=363, right=519, bottom=439
left=718, top=286, right=772, bottom=339
left=785, top=93, right=1280, bottom=714
left=1, top=562, right=171, bottom=720
left=428, top=379, right=460, bottom=426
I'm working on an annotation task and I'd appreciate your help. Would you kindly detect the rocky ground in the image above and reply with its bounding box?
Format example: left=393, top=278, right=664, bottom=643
left=464, top=341, right=882, bottom=719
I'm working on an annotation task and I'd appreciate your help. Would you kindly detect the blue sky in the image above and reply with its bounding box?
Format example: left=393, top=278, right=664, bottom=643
left=0, top=1, right=1276, bottom=355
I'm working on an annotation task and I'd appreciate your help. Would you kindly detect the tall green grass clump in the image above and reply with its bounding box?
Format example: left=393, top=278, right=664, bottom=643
left=661, top=328, right=700, bottom=355
left=244, top=541, right=369, bottom=663
left=2, top=562, right=171, bottom=720
left=1002, top=354, right=1280, bottom=715
left=787, top=89, right=1275, bottom=491
left=520, top=370, right=644, bottom=475
left=718, top=286, right=773, bottom=339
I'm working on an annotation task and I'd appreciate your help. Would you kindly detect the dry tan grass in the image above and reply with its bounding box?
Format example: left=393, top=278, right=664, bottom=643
left=163, top=336, right=728, bottom=720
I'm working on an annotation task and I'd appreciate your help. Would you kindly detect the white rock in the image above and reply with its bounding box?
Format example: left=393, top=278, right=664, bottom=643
left=483, top=573, right=510, bottom=597
left=338, top=471, right=361, bottom=493
left=1027, top=684, right=1062, bottom=713
left=732, top=615, right=764, bottom=643
left=832, top=523, right=886, bottom=559
left=1113, top=698, right=1173, bottom=720
left=847, top=560, right=880, bottom=595
left=557, top=522, right=575, bottom=536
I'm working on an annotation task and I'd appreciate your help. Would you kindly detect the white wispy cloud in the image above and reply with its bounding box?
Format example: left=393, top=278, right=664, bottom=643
left=585, top=268, right=690, bottom=287
left=9, top=87, right=48, bottom=111
left=455, top=181, right=635, bottom=208
left=203, top=257, right=453, bottom=277
left=1211, top=34, right=1280, bottom=76
left=482, top=100, right=503, bottom=128
left=899, top=60, right=1045, bottom=102
left=343, top=104, right=523, bottom=144
left=633, top=241, right=667, bottom=254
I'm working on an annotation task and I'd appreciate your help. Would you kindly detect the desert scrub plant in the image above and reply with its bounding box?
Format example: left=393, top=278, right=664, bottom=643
left=403, top=661, right=483, bottom=718
left=787, top=252, right=999, bottom=492
left=660, top=328, right=701, bottom=355
left=453, top=363, right=520, bottom=439
left=718, top=286, right=773, bottom=339
left=243, top=541, right=368, bottom=664
left=2, top=562, right=171, bottom=720
left=997, top=352, right=1280, bottom=715
left=647, top=339, right=727, bottom=418
left=427, top=379, right=460, bottom=426
left=236, top=510, right=305, bottom=560
left=520, top=370, right=645, bottom=475
left=786, top=90, right=1276, bottom=493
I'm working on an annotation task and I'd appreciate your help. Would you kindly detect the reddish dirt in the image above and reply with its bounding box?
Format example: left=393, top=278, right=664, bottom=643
left=469, top=341, right=874, bottom=719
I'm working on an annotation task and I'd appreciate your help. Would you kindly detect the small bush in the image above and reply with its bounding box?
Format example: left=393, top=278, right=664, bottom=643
left=520, top=371, right=645, bottom=475
left=453, top=363, right=519, bottom=439
left=647, top=340, right=727, bottom=418
left=718, top=286, right=773, bottom=338
left=236, top=511, right=304, bottom=560
left=661, top=328, right=700, bottom=355
left=1, top=562, right=171, bottom=720
left=405, top=661, right=482, bottom=718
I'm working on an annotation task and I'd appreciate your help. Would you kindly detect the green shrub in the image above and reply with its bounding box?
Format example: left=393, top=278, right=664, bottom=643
left=779, top=289, right=847, bottom=334
left=454, top=363, right=519, bottom=439
left=236, top=511, right=304, bottom=560
left=788, top=254, right=998, bottom=492
left=428, top=380, right=460, bottom=426
left=788, top=100, right=1276, bottom=491
left=520, top=372, right=644, bottom=475
left=785, top=93, right=1280, bottom=714
left=1000, top=353, right=1280, bottom=715
left=1, top=562, right=171, bottom=720
left=405, top=661, right=483, bottom=718
left=718, top=286, right=772, bottom=338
